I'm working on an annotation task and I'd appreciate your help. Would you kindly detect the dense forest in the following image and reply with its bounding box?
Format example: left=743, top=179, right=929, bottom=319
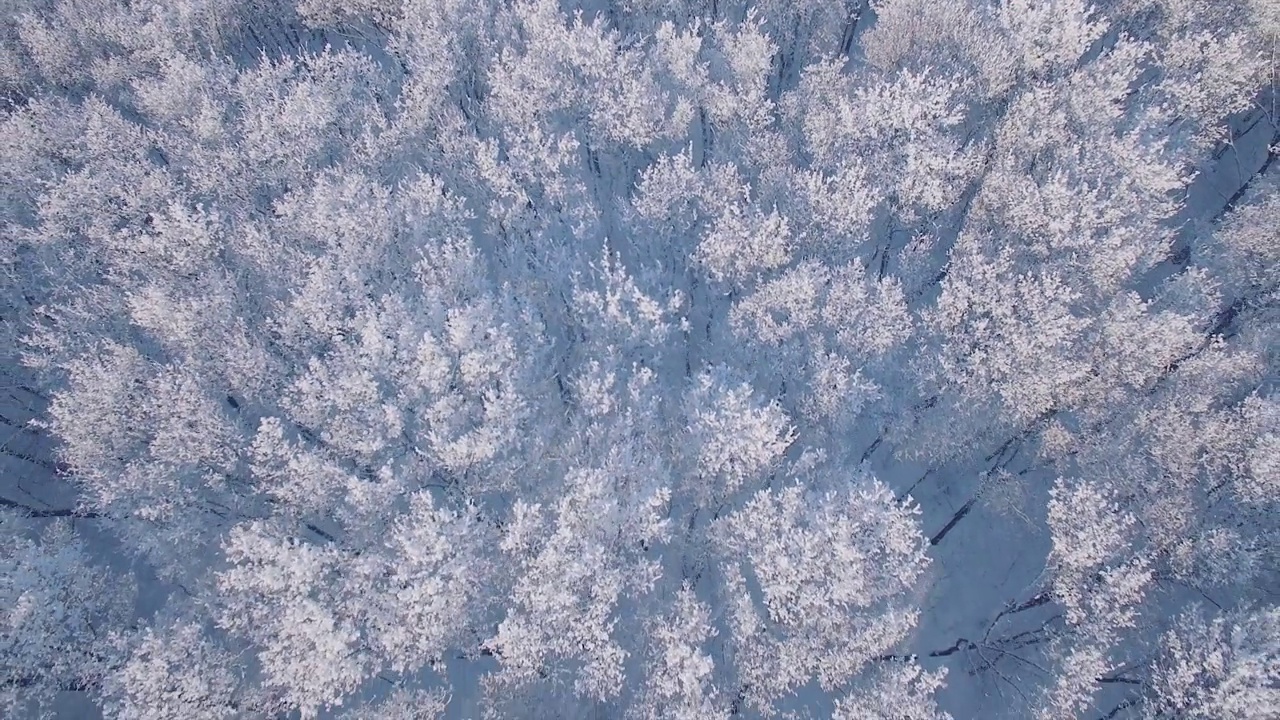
left=1, top=0, right=1278, bottom=718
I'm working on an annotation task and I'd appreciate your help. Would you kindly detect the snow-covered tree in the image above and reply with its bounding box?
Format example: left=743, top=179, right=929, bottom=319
left=1, top=0, right=1277, bottom=718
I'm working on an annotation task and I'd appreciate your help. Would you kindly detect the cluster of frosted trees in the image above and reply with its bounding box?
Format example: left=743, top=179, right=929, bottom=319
left=1, top=0, right=1277, bottom=718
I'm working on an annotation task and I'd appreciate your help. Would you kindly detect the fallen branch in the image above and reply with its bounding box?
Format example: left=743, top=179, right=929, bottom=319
left=0, top=495, right=100, bottom=518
